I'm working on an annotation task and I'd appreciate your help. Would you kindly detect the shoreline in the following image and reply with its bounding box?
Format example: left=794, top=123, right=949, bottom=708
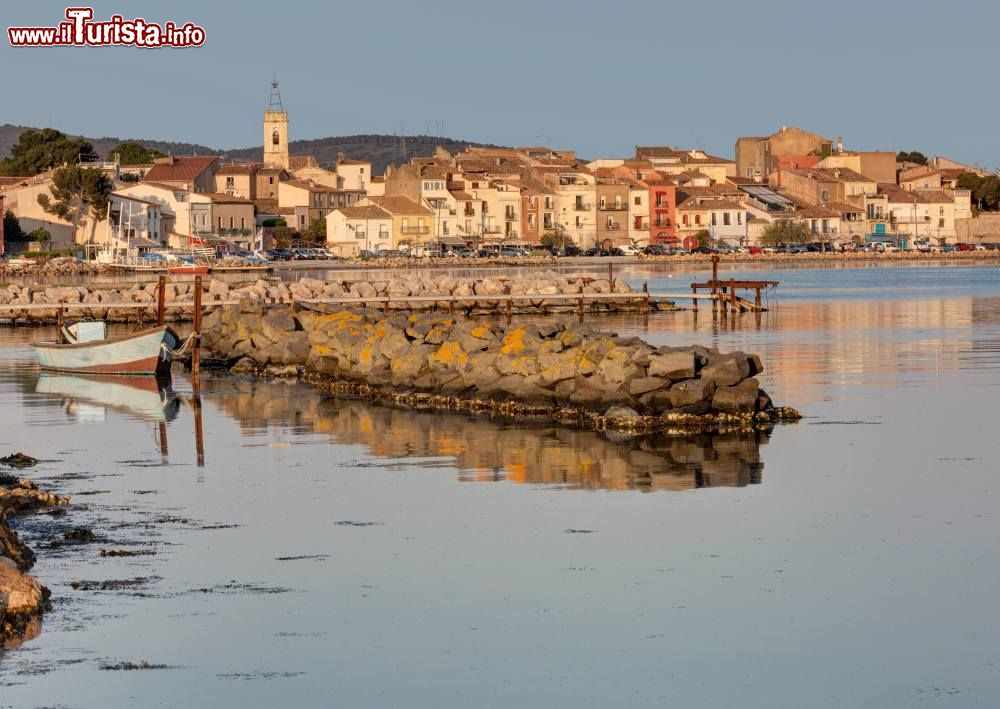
left=1, top=457, right=70, bottom=648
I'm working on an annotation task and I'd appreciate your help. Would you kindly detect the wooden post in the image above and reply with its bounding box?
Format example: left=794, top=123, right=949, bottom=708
left=730, top=279, right=737, bottom=312
left=755, top=287, right=762, bottom=311
left=57, top=306, right=65, bottom=329
left=504, top=283, right=513, bottom=321
left=642, top=281, right=649, bottom=313
left=607, top=262, right=613, bottom=287
left=192, top=276, right=203, bottom=377
left=192, top=390, right=205, bottom=468
left=691, top=285, right=698, bottom=312
left=157, top=275, right=166, bottom=326
left=158, top=420, right=169, bottom=461
left=578, top=285, right=584, bottom=315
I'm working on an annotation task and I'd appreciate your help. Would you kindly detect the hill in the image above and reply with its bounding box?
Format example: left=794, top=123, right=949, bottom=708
left=0, top=124, right=507, bottom=176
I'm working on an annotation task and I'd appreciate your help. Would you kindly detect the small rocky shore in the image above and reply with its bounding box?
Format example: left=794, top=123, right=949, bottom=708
left=201, top=303, right=798, bottom=432
left=1, top=455, right=69, bottom=647
left=0, top=272, right=663, bottom=325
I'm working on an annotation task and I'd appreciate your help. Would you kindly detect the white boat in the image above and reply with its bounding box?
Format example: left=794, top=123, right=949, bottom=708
left=32, top=322, right=181, bottom=376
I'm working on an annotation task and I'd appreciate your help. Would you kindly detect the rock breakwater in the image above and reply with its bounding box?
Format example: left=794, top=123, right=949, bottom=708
left=202, top=303, right=796, bottom=431
left=0, top=271, right=664, bottom=325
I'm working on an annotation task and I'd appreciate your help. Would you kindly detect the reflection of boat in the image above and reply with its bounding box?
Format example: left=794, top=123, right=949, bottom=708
left=31, top=322, right=180, bottom=375
left=35, top=372, right=180, bottom=422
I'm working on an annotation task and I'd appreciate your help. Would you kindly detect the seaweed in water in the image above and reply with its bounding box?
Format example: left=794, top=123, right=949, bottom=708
left=0, top=452, right=38, bottom=469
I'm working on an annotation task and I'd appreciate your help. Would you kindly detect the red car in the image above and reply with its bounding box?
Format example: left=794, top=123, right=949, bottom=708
left=748, top=246, right=763, bottom=254
left=955, top=243, right=974, bottom=251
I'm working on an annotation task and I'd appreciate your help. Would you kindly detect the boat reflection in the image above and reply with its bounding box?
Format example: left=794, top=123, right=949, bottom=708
left=203, top=377, right=768, bottom=492
left=34, top=372, right=180, bottom=423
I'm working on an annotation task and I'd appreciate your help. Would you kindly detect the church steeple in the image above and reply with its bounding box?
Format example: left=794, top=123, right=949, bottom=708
left=263, top=78, right=289, bottom=170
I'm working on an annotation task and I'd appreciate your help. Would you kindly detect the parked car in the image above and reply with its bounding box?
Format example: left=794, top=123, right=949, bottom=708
left=955, top=242, right=975, bottom=252
left=748, top=246, right=763, bottom=255
left=618, top=244, right=640, bottom=256
left=940, top=244, right=955, bottom=253
left=643, top=244, right=668, bottom=256
left=560, top=246, right=582, bottom=257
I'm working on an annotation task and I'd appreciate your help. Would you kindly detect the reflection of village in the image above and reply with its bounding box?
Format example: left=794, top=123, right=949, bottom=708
left=583, top=295, right=1000, bottom=404
left=201, top=377, right=767, bottom=493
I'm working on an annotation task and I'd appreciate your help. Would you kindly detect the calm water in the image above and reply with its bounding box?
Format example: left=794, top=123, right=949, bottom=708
left=2, top=263, right=999, bottom=707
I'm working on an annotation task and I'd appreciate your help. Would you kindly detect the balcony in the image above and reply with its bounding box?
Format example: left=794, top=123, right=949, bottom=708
left=599, top=203, right=627, bottom=211
left=483, top=225, right=502, bottom=234
left=605, top=223, right=622, bottom=230
left=504, top=212, right=517, bottom=221
left=634, top=222, right=650, bottom=230
left=654, top=201, right=670, bottom=209
left=574, top=202, right=591, bottom=211
left=464, top=207, right=475, bottom=216
left=400, top=226, right=430, bottom=235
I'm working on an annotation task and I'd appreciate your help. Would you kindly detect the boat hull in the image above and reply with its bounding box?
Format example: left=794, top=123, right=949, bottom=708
left=32, top=326, right=180, bottom=376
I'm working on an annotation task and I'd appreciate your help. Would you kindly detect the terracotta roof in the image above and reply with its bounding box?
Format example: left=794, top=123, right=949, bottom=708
left=200, top=192, right=253, bottom=204
left=449, top=190, right=475, bottom=201
left=371, top=176, right=385, bottom=183
left=143, top=156, right=218, bottom=183
left=366, top=195, right=433, bottom=215
left=337, top=157, right=369, bottom=166
left=789, top=167, right=872, bottom=183
left=283, top=179, right=334, bottom=193
left=288, top=156, right=318, bottom=170
left=334, top=205, right=391, bottom=220
left=795, top=204, right=840, bottom=218
left=216, top=163, right=257, bottom=175
left=257, top=167, right=285, bottom=175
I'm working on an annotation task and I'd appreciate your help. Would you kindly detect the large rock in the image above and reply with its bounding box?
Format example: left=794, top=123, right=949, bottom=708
left=648, top=350, right=696, bottom=380
left=700, top=352, right=751, bottom=387
left=669, top=379, right=716, bottom=414
left=712, top=378, right=761, bottom=413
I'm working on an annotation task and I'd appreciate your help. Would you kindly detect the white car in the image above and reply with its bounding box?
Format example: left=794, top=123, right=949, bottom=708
left=618, top=244, right=640, bottom=256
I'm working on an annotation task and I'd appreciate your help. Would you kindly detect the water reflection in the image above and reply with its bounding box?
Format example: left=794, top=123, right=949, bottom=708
left=34, top=372, right=179, bottom=423
left=202, top=377, right=768, bottom=492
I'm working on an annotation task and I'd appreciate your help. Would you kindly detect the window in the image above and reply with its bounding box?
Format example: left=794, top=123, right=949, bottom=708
left=465, top=220, right=471, bottom=233
left=544, top=197, right=553, bottom=209
left=737, top=212, right=743, bottom=225
left=599, top=198, right=606, bottom=209
left=634, top=195, right=641, bottom=206
left=360, top=168, right=364, bottom=174
left=225, top=177, right=235, bottom=189
left=575, top=216, right=582, bottom=227
left=683, top=215, right=689, bottom=226
left=272, top=129, right=280, bottom=145
left=939, top=218, right=945, bottom=228
left=299, top=215, right=305, bottom=227
left=241, top=217, right=246, bottom=229
left=217, top=216, right=223, bottom=229
left=811, top=219, right=818, bottom=232
left=822, top=219, right=829, bottom=233
left=269, top=176, right=274, bottom=185
left=401, top=218, right=409, bottom=232
left=229, top=216, right=234, bottom=228
left=821, top=190, right=830, bottom=201
left=614, top=197, right=621, bottom=209
left=695, top=215, right=701, bottom=226
left=711, top=213, right=717, bottom=225
left=443, top=222, right=449, bottom=234
left=528, top=214, right=536, bottom=227
left=939, top=206, right=945, bottom=216
left=606, top=217, right=613, bottom=228
left=723, top=212, right=731, bottom=226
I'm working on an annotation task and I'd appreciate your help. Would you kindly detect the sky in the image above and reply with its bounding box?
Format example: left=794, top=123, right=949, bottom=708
left=1, top=0, right=996, bottom=168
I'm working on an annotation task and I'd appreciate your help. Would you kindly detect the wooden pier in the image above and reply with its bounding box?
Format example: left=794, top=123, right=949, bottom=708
left=690, top=255, right=778, bottom=313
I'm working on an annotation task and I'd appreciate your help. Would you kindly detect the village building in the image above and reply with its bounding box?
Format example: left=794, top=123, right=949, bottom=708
left=357, top=195, right=434, bottom=250
left=735, top=126, right=833, bottom=181
left=326, top=204, right=393, bottom=257
left=142, top=155, right=220, bottom=193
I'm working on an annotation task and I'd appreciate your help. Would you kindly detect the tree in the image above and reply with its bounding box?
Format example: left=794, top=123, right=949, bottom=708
left=304, top=218, right=326, bottom=243
left=694, top=229, right=712, bottom=249
left=28, top=227, right=50, bottom=243
left=540, top=229, right=575, bottom=249
left=0, top=128, right=95, bottom=176
left=896, top=151, right=928, bottom=165
left=974, top=175, right=1000, bottom=211
left=111, top=141, right=165, bottom=164
left=759, top=220, right=813, bottom=248
left=36, top=165, right=113, bottom=240
left=3, top=210, right=24, bottom=241
left=273, top=226, right=295, bottom=248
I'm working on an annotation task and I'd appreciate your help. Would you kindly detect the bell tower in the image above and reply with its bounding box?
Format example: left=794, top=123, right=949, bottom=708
left=263, top=79, right=289, bottom=170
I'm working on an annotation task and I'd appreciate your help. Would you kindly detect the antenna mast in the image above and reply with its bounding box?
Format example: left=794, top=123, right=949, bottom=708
left=268, top=77, right=284, bottom=110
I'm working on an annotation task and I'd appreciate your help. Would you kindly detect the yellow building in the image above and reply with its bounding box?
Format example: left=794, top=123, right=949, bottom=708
left=359, top=195, right=434, bottom=249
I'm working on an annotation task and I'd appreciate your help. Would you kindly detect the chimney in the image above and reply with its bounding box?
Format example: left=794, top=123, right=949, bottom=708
left=780, top=125, right=787, bottom=134
left=837, top=136, right=844, bottom=153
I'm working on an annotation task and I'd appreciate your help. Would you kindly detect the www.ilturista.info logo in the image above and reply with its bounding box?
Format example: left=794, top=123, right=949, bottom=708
left=7, top=7, right=205, bottom=48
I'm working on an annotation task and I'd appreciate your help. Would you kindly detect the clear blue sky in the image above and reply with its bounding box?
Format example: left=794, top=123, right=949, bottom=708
left=2, top=0, right=995, bottom=168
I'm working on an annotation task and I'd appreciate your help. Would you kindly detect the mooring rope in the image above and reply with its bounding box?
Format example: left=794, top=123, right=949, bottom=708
left=160, top=332, right=197, bottom=358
